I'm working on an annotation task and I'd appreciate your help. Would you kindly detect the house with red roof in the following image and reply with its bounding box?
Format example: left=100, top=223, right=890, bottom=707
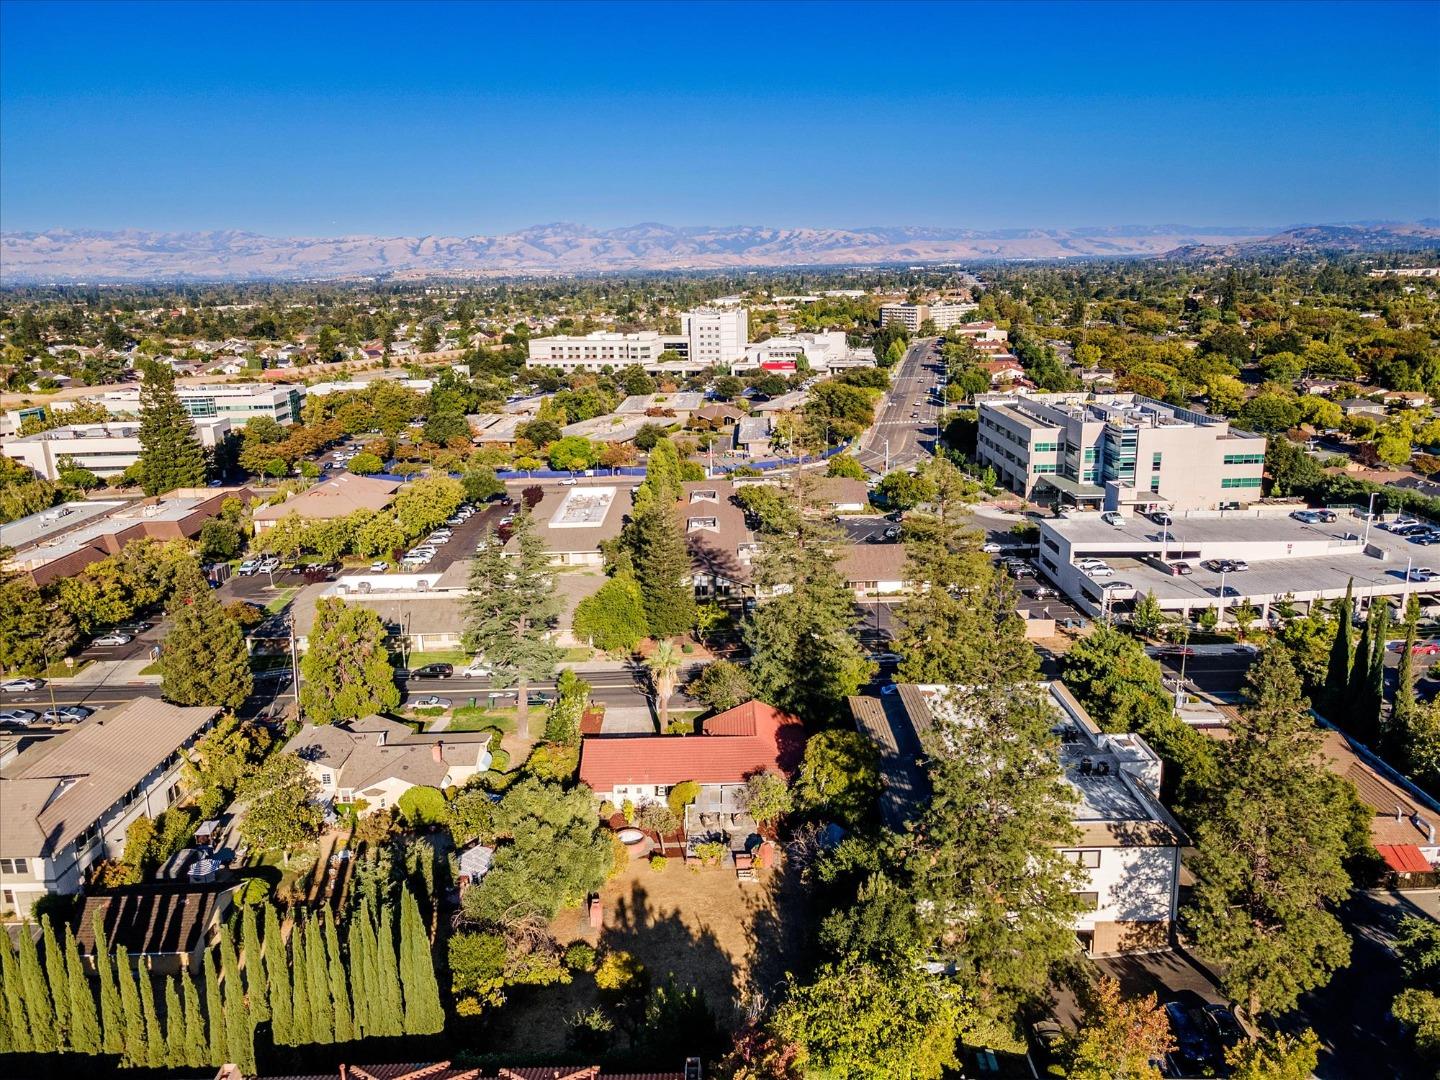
left=578, top=700, right=805, bottom=836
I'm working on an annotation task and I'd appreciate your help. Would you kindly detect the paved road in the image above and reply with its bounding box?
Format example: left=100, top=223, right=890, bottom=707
left=855, top=337, right=945, bottom=474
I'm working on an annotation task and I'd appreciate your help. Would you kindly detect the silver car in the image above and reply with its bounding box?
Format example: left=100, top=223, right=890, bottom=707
left=0, top=709, right=38, bottom=726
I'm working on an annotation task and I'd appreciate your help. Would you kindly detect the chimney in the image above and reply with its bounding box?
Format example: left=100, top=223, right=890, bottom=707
left=377, top=730, right=387, bottom=747
left=432, top=741, right=444, bottom=764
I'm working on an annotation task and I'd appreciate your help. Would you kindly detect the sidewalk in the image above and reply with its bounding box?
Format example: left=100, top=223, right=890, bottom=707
left=64, top=658, right=161, bottom=688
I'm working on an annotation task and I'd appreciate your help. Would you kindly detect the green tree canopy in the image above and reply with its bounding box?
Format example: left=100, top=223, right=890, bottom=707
left=299, top=598, right=400, bottom=724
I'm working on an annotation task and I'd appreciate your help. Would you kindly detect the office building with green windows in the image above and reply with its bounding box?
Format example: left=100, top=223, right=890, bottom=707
left=975, top=392, right=1266, bottom=511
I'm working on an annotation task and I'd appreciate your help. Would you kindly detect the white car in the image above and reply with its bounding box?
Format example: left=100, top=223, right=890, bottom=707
left=256, top=557, right=281, bottom=574
left=1077, top=559, right=1109, bottom=570
left=559, top=478, right=578, bottom=486
left=92, top=632, right=135, bottom=647
left=1, top=678, right=44, bottom=693
left=369, top=561, right=389, bottom=573
left=1101, top=511, right=1125, bottom=526
left=1088, top=565, right=1115, bottom=578
left=426, top=535, right=451, bottom=546
left=237, top=559, right=259, bottom=575
left=460, top=661, right=493, bottom=678
left=981, top=542, right=1003, bottom=554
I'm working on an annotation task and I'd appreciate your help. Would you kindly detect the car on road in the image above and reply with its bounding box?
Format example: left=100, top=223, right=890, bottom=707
left=559, top=477, right=579, bottom=486
left=410, top=695, right=453, bottom=709
left=527, top=691, right=554, bottom=705
left=118, top=621, right=153, bottom=634
left=460, top=661, right=493, bottom=678
left=0, top=709, right=38, bottom=725
left=412, top=663, right=454, bottom=679
left=1158, top=645, right=1196, bottom=657
left=91, top=632, right=134, bottom=647
left=981, top=542, right=1003, bottom=553
left=1391, top=640, right=1440, bottom=655
left=1, top=678, right=45, bottom=693
left=40, top=705, right=92, bottom=724
left=1101, top=511, right=1125, bottom=526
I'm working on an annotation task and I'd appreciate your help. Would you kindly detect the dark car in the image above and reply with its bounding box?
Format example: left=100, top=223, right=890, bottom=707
left=527, top=691, right=554, bottom=705
left=412, top=663, right=454, bottom=679
left=1163, top=998, right=1214, bottom=1075
left=1200, top=1003, right=1244, bottom=1057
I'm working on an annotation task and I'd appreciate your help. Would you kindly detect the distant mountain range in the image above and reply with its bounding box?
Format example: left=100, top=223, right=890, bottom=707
left=2, top=221, right=1437, bottom=282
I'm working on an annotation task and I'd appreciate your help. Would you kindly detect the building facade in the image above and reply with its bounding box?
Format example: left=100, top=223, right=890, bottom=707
left=2, top=418, right=232, bottom=481
left=975, top=392, right=1266, bottom=510
left=528, top=308, right=749, bottom=375
left=679, top=307, right=748, bottom=367
left=879, top=301, right=978, bottom=331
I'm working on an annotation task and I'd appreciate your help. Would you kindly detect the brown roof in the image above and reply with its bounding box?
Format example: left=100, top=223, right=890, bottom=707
left=260, top=1065, right=684, bottom=1080
left=286, top=718, right=491, bottom=792
left=0, top=699, right=219, bottom=858
left=1318, top=729, right=1439, bottom=847
left=677, top=481, right=757, bottom=586
left=252, top=473, right=401, bottom=523
left=75, top=883, right=233, bottom=958
left=836, top=542, right=909, bottom=584
left=809, top=477, right=869, bottom=507
left=291, top=587, right=468, bottom=640
left=511, top=484, right=629, bottom=557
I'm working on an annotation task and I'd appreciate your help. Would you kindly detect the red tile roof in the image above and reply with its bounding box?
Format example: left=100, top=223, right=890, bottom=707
left=1378, top=844, right=1433, bottom=874
left=578, top=699, right=804, bottom=791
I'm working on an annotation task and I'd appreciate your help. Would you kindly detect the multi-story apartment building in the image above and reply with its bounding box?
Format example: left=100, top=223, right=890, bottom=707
left=2, top=382, right=304, bottom=436
left=879, top=301, right=979, bottom=332
left=0, top=700, right=220, bottom=913
left=850, top=681, right=1185, bottom=956
left=975, top=392, right=1266, bottom=511
left=527, top=308, right=749, bottom=375
left=2, top=418, right=233, bottom=481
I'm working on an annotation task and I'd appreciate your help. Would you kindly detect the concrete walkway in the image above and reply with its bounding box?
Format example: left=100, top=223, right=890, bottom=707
left=63, top=658, right=161, bottom=688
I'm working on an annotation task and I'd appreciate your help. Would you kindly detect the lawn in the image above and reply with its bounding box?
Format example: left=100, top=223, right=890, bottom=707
left=264, top=587, right=298, bottom=615
left=393, top=649, right=472, bottom=668
left=559, top=645, right=594, bottom=663
left=444, top=705, right=519, bottom=733
left=40, top=658, right=92, bottom=679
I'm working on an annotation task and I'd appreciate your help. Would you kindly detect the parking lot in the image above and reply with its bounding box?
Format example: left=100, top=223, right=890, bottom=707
left=839, top=516, right=900, bottom=545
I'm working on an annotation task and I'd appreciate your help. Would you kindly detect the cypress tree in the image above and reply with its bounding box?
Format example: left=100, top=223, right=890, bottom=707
left=181, top=968, right=205, bottom=1068
left=203, top=949, right=224, bottom=1066
left=114, top=946, right=145, bottom=1067
left=372, top=906, right=404, bottom=1037
left=135, top=358, right=207, bottom=496
left=18, top=920, right=59, bottom=1052
left=220, top=927, right=255, bottom=1076
left=137, top=961, right=164, bottom=1068
left=323, top=909, right=353, bottom=1043
left=289, top=919, right=313, bottom=1047
left=1366, top=601, right=1392, bottom=742
left=1324, top=580, right=1354, bottom=710
left=264, top=904, right=292, bottom=1045
left=1390, top=598, right=1421, bottom=757
left=64, top=925, right=101, bottom=1056
left=163, top=976, right=186, bottom=1069
left=345, top=901, right=373, bottom=1038
left=93, top=912, right=123, bottom=1055
left=40, top=916, right=69, bottom=1043
left=242, top=903, right=270, bottom=1023
left=399, top=889, right=445, bottom=1035
left=1347, top=613, right=1371, bottom=729
left=0, top=932, right=32, bottom=1053
left=305, top=918, right=334, bottom=1044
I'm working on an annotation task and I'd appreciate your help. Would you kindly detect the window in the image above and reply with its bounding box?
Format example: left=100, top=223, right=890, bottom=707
left=1032, top=464, right=1058, bottom=474
left=1221, top=476, right=1263, bottom=489
left=1, top=890, right=13, bottom=911
left=1033, top=441, right=1059, bottom=452
left=1152, top=452, right=1163, bottom=468
left=320, top=772, right=333, bottom=785
left=1043, top=536, right=1060, bottom=553
left=1222, top=453, right=1265, bottom=465
left=1065, top=849, right=1101, bottom=868
left=1073, top=891, right=1101, bottom=910
left=0, top=859, right=29, bottom=875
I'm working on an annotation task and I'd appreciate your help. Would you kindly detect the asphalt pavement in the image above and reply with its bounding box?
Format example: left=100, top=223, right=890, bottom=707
left=855, top=337, right=945, bottom=474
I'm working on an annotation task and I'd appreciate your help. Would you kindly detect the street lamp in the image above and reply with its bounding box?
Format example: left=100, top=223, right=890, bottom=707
left=1363, top=491, right=1379, bottom=545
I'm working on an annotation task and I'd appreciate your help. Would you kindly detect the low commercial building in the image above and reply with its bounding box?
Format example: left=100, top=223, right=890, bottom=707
left=286, top=715, right=492, bottom=813
left=976, top=392, right=1266, bottom=510
left=737, top=331, right=875, bottom=374
left=1036, top=506, right=1440, bottom=623
left=2, top=418, right=232, bottom=481
left=251, top=473, right=402, bottom=534
left=515, top=483, right=631, bottom=566
left=849, top=681, right=1184, bottom=955
left=616, top=392, right=705, bottom=420
left=4, top=382, right=305, bottom=433
left=0, top=699, right=220, bottom=913
left=1, top=487, right=258, bottom=587
left=292, top=578, right=467, bottom=653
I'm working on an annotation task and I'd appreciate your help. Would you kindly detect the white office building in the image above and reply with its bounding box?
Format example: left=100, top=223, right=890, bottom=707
left=879, top=301, right=979, bottom=332
left=2, top=418, right=232, bottom=481
left=527, top=307, right=749, bottom=376
left=975, top=392, right=1266, bottom=511
left=736, top=330, right=875, bottom=374
left=3, top=382, right=304, bottom=436
left=680, top=307, right=748, bottom=367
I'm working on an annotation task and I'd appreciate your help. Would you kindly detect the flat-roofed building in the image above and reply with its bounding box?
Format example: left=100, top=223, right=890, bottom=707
left=737, top=330, right=875, bottom=374
left=3, top=383, right=305, bottom=434
left=2, top=418, right=232, bottom=481
left=849, top=681, right=1184, bottom=955
left=975, top=392, right=1266, bottom=511
left=0, top=699, right=221, bottom=913
left=513, top=483, right=631, bottom=566
left=528, top=308, right=748, bottom=375
left=680, top=307, right=748, bottom=367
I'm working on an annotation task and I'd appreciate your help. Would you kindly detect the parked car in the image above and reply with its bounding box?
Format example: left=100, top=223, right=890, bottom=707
left=256, top=557, right=281, bottom=574
left=1199, top=1004, right=1244, bottom=1057
left=1169, top=561, right=1193, bottom=575
left=1407, top=567, right=1438, bottom=582
left=1100, top=580, right=1133, bottom=591
left=91, top=632, right=134, bottom=647
left=0, top=709, right=38, bottom=725
left=412, top=663, right=454, bottom=679
left=237, top=559, right=259, bottom=575
left=1229, top=559, right=1250, bottom=572
left=1089, top=565, right=1115, bottom=577
left=410, top=695, right=452, bottom=709
left=41, top=705, right=91, bottom=724
left=1, top=678, right=44, bottom=693
left=1315, top=509, right=1337, bottom=522
left=1027, top=586, right=1057, bottom=599
left=1392, top=640, right=1440, bottom=655
left=981, top=542, right=1003, bottom=553
left=369, top=561, right=389, bottom=573
left=1101, top=511, right=1125, bottom=526
left=1150, top=511, right=1174, bottom=526
left=1163, top=998, right=1215, bottom=1076
left=460, top=661, right=493, bottom=678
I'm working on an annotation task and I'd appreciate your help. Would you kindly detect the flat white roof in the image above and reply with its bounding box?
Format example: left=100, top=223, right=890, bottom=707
left=549, top=486, right=617, bottom=528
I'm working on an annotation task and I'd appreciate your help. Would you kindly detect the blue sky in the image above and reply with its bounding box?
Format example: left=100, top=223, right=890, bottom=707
left=1, top=0, right=1436, bottom=236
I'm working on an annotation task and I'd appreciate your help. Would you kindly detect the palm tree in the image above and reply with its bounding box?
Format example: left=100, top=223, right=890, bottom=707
left=645, top=639, right=682, bottom=730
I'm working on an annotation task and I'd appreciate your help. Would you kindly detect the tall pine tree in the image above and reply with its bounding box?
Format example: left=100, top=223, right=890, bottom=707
left=464, top=509, right=562, bottom=737
left=136, top=358, right=207, bottom=495
left=160, top=560, right=253, bottom=709
left=289, top=918, right=313, bottom=1047
left=323, top=909, right=354, bottom=1043
left=1347, top=613, right=1371, bottom=729
left=346, top=901, right=374, bottom=1038
left=181, top=967, right=206, bottom=1068
left=1324, top=580, right=1354, bottom=710
left=64, top=925, right=101, bottom=1056
left=241, top=904, right=269, bottom=1023
left=0, top=932, right=32, bottom=1053
left=1389, top=597, right=1422, bottom=759
left=137, top=961, right=164, bottom=1068
left=203, top=948, right=225, bottom=1066
left=1364, top=601, right=1392, bottom=742
left=41, top=916, right=69, bottom=1043
left=114, top=946, right=145, bottom=1067
left=219, top=928, right=255, bottom=1075
left=372, top=906, right=404, bottom=1037
left=264, top=904, right=292, bottom=1046
left=93, top=913, right=123, bottom=1055
left=304, top=918, right=334, bottom=1044
left=163, top=976, right=186, bottom=1069
left=399, top=890, right=445, bottom=1035
left=628, top=502, right=695, bottom=639
left=18, top=920, right=59, bottom=1053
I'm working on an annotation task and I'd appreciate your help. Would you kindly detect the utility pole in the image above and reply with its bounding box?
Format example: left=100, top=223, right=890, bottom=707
left=287, top=614, right=302, bottom=722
